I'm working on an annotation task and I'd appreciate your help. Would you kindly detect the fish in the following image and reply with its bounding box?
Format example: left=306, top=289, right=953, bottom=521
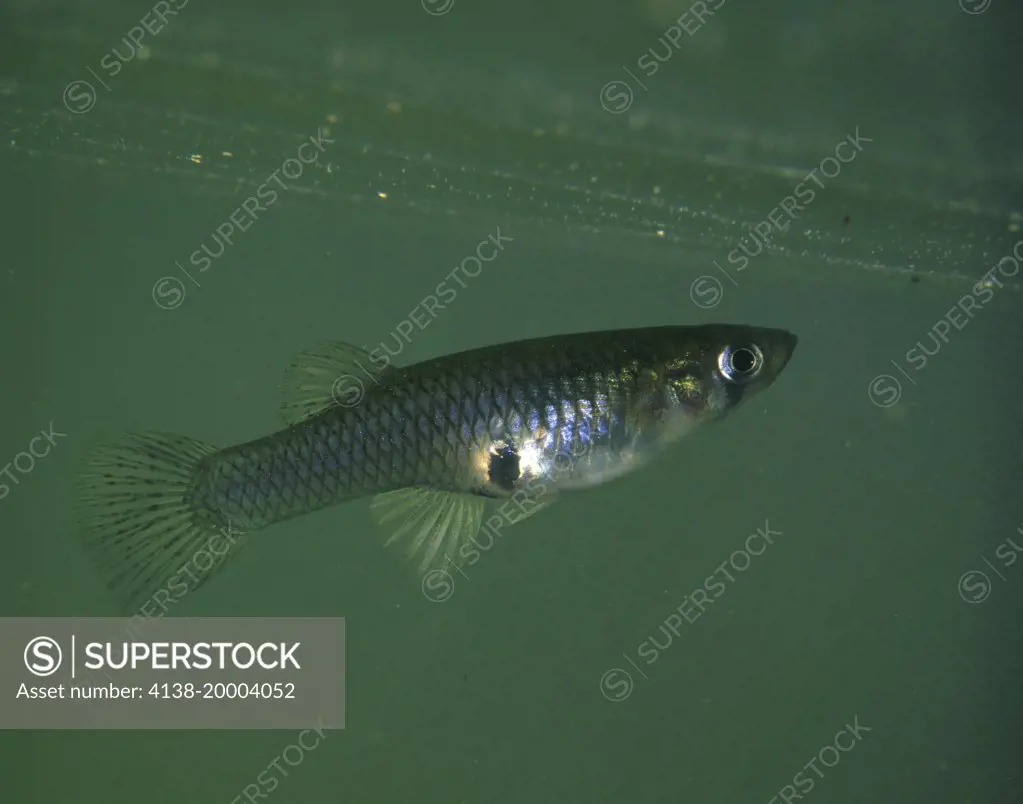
left=75, top=324, right=797, bottom=611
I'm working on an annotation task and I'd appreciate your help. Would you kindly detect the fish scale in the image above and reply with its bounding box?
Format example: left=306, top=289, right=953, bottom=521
left=194, top=347, right=640, bottom=532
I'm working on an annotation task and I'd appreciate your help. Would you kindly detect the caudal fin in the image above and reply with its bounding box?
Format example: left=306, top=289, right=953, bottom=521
left=74, top=432, right=247, bottom=614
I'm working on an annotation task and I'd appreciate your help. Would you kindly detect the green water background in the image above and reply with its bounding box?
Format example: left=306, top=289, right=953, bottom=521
left=1, top=0, right=1021, bottom=801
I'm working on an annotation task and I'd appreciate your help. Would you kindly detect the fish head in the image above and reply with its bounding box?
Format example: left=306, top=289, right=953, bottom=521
left=657, top=324, right=797, bottom=426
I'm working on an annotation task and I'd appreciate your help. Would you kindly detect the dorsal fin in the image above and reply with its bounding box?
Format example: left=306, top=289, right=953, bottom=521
left=279, top=341, right=396, bottom=425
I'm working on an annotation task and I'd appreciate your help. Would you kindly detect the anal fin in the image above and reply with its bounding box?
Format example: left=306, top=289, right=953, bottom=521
left=371, top=487, right=557, bottom=582
left=371, top=488, right=486, bottom=576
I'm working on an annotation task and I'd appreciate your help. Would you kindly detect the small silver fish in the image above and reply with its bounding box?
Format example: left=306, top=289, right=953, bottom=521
left=76, top=324, right=796, bottom=610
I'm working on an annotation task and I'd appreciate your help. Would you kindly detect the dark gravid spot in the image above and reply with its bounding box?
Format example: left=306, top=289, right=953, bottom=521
left=910, top=276, right=920, bottom=284
left=487, top=443, right=520, bottom=491
left=842, top=214, right=851, bottom=225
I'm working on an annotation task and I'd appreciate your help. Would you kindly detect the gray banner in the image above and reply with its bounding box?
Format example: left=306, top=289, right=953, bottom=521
left=2, top=617, right=345, bottom=729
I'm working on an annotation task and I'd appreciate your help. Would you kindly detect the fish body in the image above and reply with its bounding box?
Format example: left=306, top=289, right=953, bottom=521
left=76, top=324, right=796, bottom=610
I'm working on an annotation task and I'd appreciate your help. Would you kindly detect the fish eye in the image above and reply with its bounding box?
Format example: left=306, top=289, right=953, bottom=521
left=718, top=344, right=764, bottom=382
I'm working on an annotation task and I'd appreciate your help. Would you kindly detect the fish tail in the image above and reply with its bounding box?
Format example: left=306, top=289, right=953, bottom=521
left=75, top=432, right=247, bottom=614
